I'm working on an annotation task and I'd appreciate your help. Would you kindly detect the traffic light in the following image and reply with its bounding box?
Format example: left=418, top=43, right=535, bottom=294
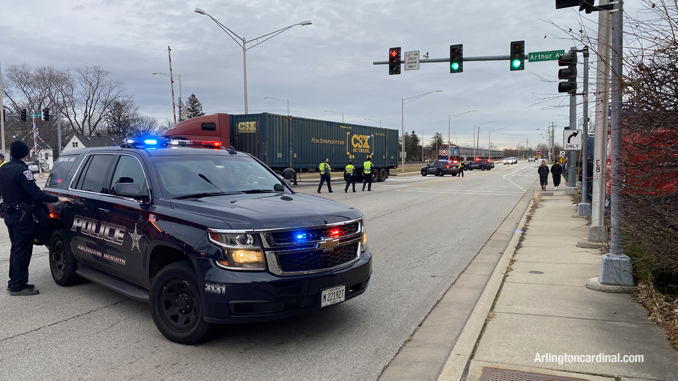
left=510, top=41, right=525, bottom=71
left=450, top=44, right=463, bottom=73
left=43, top=108, right=50, bottom=122
left=389, top=47, right=401, bottom=75
left=558, top=50, right=577, bottom=94
left=555, top=0, right=596, bottom=13
left=21, top=109, right=27, bottom=122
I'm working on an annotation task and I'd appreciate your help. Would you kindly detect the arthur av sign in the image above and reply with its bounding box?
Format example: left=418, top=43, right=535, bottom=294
left=528, top=50, right=565, bottom=62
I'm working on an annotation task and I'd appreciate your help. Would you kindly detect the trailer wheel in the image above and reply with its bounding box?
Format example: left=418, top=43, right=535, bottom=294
left=379, top=168, right=387, bottom=182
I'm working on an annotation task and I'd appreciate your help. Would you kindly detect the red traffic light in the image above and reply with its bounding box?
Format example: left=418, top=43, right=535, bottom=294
left=390, top=50, right=398, bottom=58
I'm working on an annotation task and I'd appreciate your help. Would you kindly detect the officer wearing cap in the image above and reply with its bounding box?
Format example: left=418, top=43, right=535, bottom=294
left=0, top=141, right=69, bottom=296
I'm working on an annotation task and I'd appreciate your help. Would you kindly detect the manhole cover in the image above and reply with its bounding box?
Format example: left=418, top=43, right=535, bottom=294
left=480, top=368, right=589, bottom=381
left=529, top=271, right=544, bottom=274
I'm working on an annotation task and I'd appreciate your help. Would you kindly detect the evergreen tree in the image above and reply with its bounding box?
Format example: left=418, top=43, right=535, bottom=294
left=105, top=101, right=135, bottom=137
left=185, top=94, right=205, bottom=119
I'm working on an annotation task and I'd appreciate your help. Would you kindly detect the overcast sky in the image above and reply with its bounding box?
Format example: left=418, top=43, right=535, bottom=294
left=0, top=0, right=646, bottom=150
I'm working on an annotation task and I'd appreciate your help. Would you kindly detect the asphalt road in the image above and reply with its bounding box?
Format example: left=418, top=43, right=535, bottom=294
left=0, top=162, right=538, bottom=381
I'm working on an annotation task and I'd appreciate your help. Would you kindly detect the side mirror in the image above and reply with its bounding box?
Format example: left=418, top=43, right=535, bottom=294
left=274, top=183, right=285, bottom=192
left=115, top=183, right=149, bottom=201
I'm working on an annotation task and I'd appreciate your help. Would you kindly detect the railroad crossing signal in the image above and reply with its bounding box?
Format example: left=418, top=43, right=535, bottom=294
left=450, top=44, right=463, bottom=73
left=510, top=41, right=525, bottom=71
left=389, top=47, right=401, bottom=75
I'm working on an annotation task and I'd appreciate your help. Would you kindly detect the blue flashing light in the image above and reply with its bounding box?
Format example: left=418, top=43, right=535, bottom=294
left=144, top=139, right=158, bottom=145
left=295, top=233, right=307, bottom=241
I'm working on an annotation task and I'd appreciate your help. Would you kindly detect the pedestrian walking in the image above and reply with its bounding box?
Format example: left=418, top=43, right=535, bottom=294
left=362, top=156, right=373, bottom=191
left=550, top=161, right=563, bottom=190
left=344, top=160, right=356, bottom=193
left=458, top=160, right=464, bottom=177
left=317, top=158, right=333, bottom=193
left=0, top=141, right=70, bottom=296
left=537, top=159, right=550, bottom=191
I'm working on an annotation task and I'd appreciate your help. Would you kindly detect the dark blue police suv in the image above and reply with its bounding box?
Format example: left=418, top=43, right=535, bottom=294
left=44, top=138, right=372, bottom=344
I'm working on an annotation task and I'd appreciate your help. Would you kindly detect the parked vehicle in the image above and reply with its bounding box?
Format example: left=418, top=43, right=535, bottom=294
left=421, top=159, right=460, bottom=176
left=164, top=113, right=399, bottom=184
left=44, top=138, right=372, bottom=344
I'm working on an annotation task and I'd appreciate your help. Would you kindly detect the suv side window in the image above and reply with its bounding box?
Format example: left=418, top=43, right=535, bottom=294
left=109, top=155, right=148, bottom=196
left=74, top=154, right=115, bottom=194
left=45, top=155, right=78, bottom=189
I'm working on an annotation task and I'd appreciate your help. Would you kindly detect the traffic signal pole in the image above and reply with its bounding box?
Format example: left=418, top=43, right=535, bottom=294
left=577, top=46, right=591, bottom=216
left=565, top=47, right=578, bottom=195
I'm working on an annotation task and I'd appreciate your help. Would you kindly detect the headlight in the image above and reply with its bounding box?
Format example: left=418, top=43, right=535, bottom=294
left=361, top=224, right=368, bottom=252
left=208, top=231, right=266, bottom=271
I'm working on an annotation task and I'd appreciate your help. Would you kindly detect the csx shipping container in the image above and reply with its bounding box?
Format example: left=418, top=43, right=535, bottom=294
left=164, top=113, right=400, bottom=182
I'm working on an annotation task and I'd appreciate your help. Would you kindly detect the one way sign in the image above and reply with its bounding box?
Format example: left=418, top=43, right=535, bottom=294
left=563, top=129, right=582, bottom=150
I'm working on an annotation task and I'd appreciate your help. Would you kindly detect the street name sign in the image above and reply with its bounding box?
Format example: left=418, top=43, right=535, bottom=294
left=564, top=129, right=583, bottom=150
left=404, top=51, right=420, bottom=71
left=30, top=113, right=40, bottom=118
left=528, top=50, right=565, bottom=62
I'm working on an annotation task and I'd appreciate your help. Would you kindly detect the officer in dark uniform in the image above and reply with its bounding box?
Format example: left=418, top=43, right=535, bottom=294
left=362, top=156, right=373, bottom=191
left=0, top=141, right=69, bottom=296
left=344, top=160, right=356, bottom=193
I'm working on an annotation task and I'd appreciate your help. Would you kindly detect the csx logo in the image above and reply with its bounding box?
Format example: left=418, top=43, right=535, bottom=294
left=351, top=134, right=370, bottom=150
left=238, top=122, right=257, bottom=133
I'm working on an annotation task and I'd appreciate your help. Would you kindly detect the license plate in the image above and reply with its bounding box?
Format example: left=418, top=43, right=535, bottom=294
left=321, top=285, right=345, bottom=308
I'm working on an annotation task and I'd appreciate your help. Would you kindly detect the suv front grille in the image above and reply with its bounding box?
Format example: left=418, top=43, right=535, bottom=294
left=269, top=222, right=360, bottom=245
left=276, top=243, right=359, bottom=273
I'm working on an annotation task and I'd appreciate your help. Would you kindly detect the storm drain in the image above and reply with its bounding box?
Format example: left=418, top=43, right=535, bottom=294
left=479, top=368, right=589, bottom=381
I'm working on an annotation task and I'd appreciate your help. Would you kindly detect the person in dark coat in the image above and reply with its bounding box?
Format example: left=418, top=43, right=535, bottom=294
left=550, top=161, right=563, bottom=190
left=0, top=141, right=70, bottom=296
left=537, top=159, right=550, bottom=191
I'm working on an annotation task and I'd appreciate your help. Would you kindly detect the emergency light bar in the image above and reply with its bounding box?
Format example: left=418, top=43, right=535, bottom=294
left=123, top=137, right=223, bottom=149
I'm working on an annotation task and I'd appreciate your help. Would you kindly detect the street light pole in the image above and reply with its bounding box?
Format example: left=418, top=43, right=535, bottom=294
left=153, top=72, right=182, bottom=122
left=264, top=96, right=289, bottom=116
left=195, top=8, right=311, bottom=114
left=401, top=90, right=443, bottom=172
left=448, top=110, right=477, bottom=160
left=488, top=128, right=504, bottom=158
left=324, top=110, right=344, bottom=123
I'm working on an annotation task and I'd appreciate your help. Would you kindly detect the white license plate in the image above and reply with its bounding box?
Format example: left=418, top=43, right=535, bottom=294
left=321, top=285, right=345, bottom=308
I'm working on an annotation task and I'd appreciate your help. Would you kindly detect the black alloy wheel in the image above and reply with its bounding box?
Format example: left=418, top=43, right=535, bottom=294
left=150, top=261, right=212, bottom=344
left=49, top=229, right=82, bottom=286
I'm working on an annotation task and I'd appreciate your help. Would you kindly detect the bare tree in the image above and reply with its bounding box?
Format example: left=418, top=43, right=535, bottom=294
left=59, top=65, right=132, bottom=136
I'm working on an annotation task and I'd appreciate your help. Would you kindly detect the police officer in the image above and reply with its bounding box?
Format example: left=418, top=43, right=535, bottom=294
left=0, top=141, right=69, bottom=296
left=362, top=156, right=373, bottom=191
left=317, top=158, right=333, bottom=193
left=458, top=160, right=465, bottom=177
left=0, top=153, right=5, bottom=166
left=344, top=160, right=356, bottom=193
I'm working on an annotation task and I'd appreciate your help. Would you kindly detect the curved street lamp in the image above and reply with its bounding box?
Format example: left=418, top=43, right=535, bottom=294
left=152, top=72, right=182, bottom=122
left=448, top=110, right=477, bottom=160
left=264, top=96, right=289, bottom=116
left=402, top=90, right=443, bottom=172
left=195, top=8, right=311, bottom=114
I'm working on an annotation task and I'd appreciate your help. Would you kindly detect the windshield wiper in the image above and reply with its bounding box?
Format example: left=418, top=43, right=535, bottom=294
left=240, top=189, right=275, bottom=194
left=174, top=192, right=234, bottom=200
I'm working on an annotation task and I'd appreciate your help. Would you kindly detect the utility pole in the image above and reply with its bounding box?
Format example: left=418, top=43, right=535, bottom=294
left=577, top=46, right=592, bottom=216
left=565, top=47, right=578, bottom=195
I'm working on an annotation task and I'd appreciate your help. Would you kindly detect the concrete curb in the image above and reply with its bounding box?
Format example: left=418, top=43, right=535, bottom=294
left=437, top=195, right=536, bottom=381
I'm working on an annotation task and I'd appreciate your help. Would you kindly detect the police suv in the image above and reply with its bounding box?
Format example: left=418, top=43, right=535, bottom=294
left=44, top=138, right=372, bottom=344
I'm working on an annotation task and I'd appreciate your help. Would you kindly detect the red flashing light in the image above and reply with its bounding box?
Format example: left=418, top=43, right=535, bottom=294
left=475, top=157, right=480, bottom=161
left=390, top=50, right=398, bottom=57
left=329, top=228, right=341, bottom=238
left=446, top=166, right=450, bottom=169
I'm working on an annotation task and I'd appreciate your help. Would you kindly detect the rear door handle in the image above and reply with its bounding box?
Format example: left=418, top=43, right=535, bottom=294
left=98, top=208, right=110, bottom=214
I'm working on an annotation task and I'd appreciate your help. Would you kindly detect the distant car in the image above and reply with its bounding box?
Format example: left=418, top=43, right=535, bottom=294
left=511, top=157, right=518, bottom=164
left=466, top=158, right=495, bottom=171
left=528, top=156, right=536, bottom=162
left=26, top=161, right=41, bottom=173
left=503, top=157, right=517, bottom=165
left=421, top=159, right=460, bottom=176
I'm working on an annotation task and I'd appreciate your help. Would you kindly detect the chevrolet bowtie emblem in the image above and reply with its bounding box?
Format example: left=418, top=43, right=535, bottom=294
left=316, top=238, right=339, bottom=252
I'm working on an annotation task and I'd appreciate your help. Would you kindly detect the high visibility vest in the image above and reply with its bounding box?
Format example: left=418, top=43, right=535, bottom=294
left=363, top=161, right=372, bottom=172
left=345, top=164, right=355, bottom=175
left=319, top=162, right=331, bottom=175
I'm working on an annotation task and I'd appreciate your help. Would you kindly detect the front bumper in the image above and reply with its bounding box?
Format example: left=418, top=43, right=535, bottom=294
left=200, top=248, right=372, bottom=324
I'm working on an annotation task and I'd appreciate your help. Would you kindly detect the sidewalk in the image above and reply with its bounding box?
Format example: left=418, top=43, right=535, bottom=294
left=438, top=187, right=678, bottom=381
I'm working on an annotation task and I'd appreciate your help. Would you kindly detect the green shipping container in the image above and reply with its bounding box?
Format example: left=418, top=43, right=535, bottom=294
left=229, top=113, right=399, bottom=177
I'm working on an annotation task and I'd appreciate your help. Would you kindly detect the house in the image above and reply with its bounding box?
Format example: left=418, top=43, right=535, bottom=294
left=61, top=135, right=126, bottom=153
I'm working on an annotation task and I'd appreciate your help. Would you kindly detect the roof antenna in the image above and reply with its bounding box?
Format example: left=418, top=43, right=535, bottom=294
left=228, top=145, right=237, bottom=155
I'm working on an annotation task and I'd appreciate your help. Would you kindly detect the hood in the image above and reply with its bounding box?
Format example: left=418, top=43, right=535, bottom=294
left=170, top=193, right=362, bottom=230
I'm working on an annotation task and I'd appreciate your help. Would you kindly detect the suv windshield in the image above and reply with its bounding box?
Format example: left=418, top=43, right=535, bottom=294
left=152, top=155, right=287, bottom=198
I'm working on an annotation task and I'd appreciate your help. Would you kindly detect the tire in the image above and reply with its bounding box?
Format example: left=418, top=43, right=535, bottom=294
left=379, top=168, right=387, bottom=182
left=150, top=261, right=212, bottom=345
left=421, top=170, right=427, bottom=176
left=49, top=229, right=82, bottom=286
left=436, top=170, right=442, bottom=177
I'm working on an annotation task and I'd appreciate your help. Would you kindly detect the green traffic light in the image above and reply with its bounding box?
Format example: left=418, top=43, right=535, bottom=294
left=512, top=59, right=521, bottom=68
left=451, top=62, right=460, bottom=71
